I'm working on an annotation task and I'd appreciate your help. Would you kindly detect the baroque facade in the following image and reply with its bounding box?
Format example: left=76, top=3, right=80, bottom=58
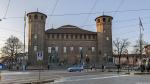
left=27, top=12, right=113, bottom=66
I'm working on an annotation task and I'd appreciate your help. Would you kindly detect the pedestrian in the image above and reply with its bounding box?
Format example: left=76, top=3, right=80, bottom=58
left=90, top=65, right=93, bottom=71
left=102, top=64, right=104, bottom=72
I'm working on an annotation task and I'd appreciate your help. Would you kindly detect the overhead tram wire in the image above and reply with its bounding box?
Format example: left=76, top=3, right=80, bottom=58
left=3, top=9, right=150, bottom=20
left=46, top=8, right=150, bottom=17
left=3, top=0, right=11, bottom=19
left=82, top=0, right=98, bottom=25
left=48, top=0, right=60, bottom=22
left=113, top=0, right=125, bottom=17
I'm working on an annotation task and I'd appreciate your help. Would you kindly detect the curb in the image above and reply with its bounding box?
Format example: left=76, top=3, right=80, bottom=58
left=133, top=72, right=150, bottom=75
left=125, top=72, right=150, bottom=75
left=22, top=79, right=54, bottom=84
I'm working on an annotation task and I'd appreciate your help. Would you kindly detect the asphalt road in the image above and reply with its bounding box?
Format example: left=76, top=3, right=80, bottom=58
left=1, top=70, right=150, bottom=84
left=54, top=74, right=150, bottom=84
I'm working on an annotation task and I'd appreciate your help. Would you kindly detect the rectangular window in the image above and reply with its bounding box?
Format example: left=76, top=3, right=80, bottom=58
left=34, top=34, right=37, bottom=39
left=70, top=47, right=74, bottom=51
left=48, top=47, right=51, bottom=53
left=52, top=34, right=54, bottom=39
left=55, top=47, right=58, bottom=52
left=57, top=34, right=59, bottom=39
left=79, top=47, right=83, bottom=52
left=66, top=34, right=68, bottom=39
left=92, top=47, right=95, bottom=52
left=34, top=46, right=37, bottom=51
left=64, top=47, right=67, bottom=53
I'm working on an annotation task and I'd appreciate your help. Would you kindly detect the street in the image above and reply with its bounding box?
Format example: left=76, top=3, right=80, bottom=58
left=0, top=70, right=150, bottom=84
left=54, top=74, right=150, bottom=84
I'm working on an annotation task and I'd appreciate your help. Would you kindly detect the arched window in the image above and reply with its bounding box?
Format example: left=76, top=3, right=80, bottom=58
left=103, top=18, right=106, bottom=22
left=41, top=16, right=43, bottom=20
left=97, top=19, right=100, bottom=23
left=29, top=15, right=31, bottom=19
left=34, top=14, right=38, bottom=19
left=108, top=18, right=111, bottom=22
left=75, top=34, right=78, bottom=39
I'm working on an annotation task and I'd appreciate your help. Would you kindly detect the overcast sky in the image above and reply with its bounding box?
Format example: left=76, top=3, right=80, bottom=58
left=0, top=0, right=150, bottom=54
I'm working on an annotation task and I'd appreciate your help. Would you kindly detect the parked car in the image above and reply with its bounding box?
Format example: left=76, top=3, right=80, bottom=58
left=67, top=65, right=84, bottom=72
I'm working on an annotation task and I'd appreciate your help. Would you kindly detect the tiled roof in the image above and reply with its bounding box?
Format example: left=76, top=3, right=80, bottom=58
left=45, top=25, right=96, bottom=34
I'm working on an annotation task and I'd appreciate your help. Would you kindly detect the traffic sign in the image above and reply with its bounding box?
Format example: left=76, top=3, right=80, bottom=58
left=37, top=51, right=43, bottom=61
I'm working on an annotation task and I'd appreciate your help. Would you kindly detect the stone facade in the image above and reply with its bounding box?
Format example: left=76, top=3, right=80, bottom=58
left=145, top=45, right=150, bottom=57
left=27, top=12, right=113, bottom=66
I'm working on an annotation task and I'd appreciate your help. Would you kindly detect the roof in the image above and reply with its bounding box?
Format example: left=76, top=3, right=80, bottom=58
left=46, top=25, right=96, bottom=34
left=95, top=15, right=113, bottom=21
left=27, top=12, right=47, bottom=18
left=145, top=45, right=150, bottom=48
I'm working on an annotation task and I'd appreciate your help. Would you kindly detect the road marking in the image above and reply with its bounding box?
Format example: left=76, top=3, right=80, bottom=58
left=54, top=75, right=129, bottom=83
left=1, top=72, right=30, bottom=75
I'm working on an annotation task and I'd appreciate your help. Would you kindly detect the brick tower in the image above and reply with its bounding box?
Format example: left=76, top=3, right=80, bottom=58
left=95, top=15, right=113, bottom=64
left=27, top=12, right=47, bottom=65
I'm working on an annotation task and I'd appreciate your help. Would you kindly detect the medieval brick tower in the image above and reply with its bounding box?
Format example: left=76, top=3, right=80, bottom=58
left=95, top=15, right=113, bottom=64
left=27, top=12, right=47, bottom=65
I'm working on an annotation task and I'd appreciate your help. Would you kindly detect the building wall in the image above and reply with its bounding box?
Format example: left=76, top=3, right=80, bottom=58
left=96, top=16, right=113, bottom=64
left=27, top=12, right=47, bottom=65
left=145, top=45, right=150, bottom=57
left=45, top=33, right=97, bottom=65
left=27, top=12, right=113, bottom=66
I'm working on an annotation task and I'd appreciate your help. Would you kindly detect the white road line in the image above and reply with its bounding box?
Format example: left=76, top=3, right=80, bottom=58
left=54, top=75, right=129, bottom=83
left=1, top=72, right=30, bottom=75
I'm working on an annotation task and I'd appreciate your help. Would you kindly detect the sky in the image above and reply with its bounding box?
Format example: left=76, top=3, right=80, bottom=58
left=0, top=0, right=150, bottom=55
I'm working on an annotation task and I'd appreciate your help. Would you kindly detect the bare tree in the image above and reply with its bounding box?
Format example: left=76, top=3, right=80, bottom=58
left=1, top=35, right=23, bottom=57
left=113, top=38, right=130, bottom=65
left=132, top=39, right=148, bottom=54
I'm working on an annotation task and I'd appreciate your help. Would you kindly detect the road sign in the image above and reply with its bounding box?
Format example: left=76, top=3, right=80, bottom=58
left=37, top=51, right=43, bottom=61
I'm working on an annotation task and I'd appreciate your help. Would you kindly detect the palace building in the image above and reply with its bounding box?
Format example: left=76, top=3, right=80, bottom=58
left=27, top=12, right=113, bottom=66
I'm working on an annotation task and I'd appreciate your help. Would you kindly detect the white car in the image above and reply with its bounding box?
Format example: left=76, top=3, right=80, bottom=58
left=67, top=65, right=84, bottom=72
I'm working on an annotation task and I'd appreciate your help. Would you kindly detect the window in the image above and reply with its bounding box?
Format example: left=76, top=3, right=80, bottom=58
left=62, top=34, right=64, bottom=39
left=55, top=47, right=58, bottom=52
left=34, top=14, right=38, bottom=19
left=34, top=46, right=37, bottom=51
left=71, top=35, right=73, bottom=39
left=48, top=47, right=51, bottom=53
left=64, top=47, right=66, bottom=53
left=93, top=35, right=95, bottom=39
left=70, top=47, right=74, bottom=51
left=29, top=15, right=31, bottom=19
left=80, top=34, right=82, bottom=39
left=57, top=34, right=59, bottom=39
left=75, top=35, right=78, bottom=39
left=103, top=18, right=106, bottom=22
left=66, top=34, right=68, bottom=39
left=52, top=34, right=54, bottom=39
left=92, top=47, right=95, bottom=52
left=41, top=16, right=43, bottom=20
left=108, top=18, right=111, bottom=22
left=79, top=47, right=83, bottom=52
left=97, top=19, right=100, bottom=23
left=106, top=37, right=109, bottom=40
left=88, top=35, right=91, bottom=39
left=84, top=34, right=86, bottom=39
left=34, top=34, right=37, bottom=39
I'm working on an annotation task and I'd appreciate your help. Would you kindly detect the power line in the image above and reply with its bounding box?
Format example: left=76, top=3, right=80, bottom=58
left=48, top=0, right=60, bottom=22
left=3, top=0, right=11, bottom=19
left=46, top=8, right=150, bottom=16
left=82, top=0, right=98, bottom=25
left=113, top=0, right=125, bottom=17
